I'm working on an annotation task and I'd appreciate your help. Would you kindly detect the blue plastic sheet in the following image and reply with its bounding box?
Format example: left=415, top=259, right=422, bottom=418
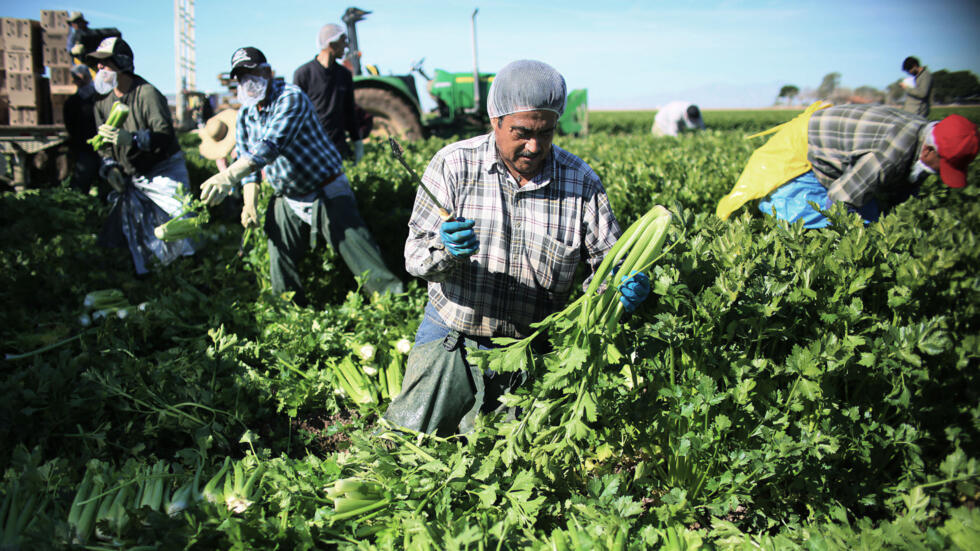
left=758, top=171, right=880, bottom=228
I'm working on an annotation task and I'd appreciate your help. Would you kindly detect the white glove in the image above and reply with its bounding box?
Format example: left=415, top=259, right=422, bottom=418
left=97, top=124, right=133, bottom=147
left=241, top=182, right=259, bottom=228
left=106, top=167, right=127, bottom=193
left=200, top=157, right=255, bottom=206
left=353, top=140, right=364, bottom=164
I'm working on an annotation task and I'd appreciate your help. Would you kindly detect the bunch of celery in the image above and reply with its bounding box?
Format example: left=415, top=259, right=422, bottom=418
left=153, top=187, right=210, bottom=242
left=330, top=339, right=411, bottom=409
left=79, top=289, right=146, bottom=326
left=468, top=205, right=673, bottom=458
left=87, top=102, right=130, bottom=151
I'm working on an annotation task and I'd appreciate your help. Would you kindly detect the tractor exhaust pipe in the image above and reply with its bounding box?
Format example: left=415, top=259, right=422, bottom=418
left=342, top=7, right=371, bottom=76
left=470, top=8, right=480, bottom=113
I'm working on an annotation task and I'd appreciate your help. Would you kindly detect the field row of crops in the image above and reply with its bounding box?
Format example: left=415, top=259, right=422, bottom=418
left=1, top=108, right=978, bottom=549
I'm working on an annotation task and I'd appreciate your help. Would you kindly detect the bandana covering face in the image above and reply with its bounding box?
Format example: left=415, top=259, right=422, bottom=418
left=237, top=75, right=268, bottom=108
left=907, top=159, right=937, bottom=184
left=93, top=68, right=117, bottom=95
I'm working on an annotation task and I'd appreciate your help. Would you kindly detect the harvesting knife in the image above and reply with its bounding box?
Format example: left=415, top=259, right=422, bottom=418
left=388, top=137, right=453, bottom=221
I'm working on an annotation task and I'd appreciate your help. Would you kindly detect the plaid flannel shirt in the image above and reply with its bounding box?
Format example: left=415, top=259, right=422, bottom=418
left=236, top=80, right=344, bottom=197
left=405, top=133, right=621, bottom=338
left=808, top=104, right=928, bottom=207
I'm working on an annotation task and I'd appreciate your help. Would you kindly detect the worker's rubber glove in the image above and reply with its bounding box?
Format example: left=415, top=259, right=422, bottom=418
left=353, top=141, right=364, bottom=164
left=97, top=124, right=132, bottom=147
left=439, top=218, right=478, bottom=257
left=241, top=182, right=259, bottom=228
left=200, top=157, right=254, bottom=206
left=105, top=166, right=127, bottom=193
left=617, top=270, right=650, bottom=313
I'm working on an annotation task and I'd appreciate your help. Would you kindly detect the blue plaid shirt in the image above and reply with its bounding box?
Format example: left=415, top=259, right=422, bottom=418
left=235, top=79, right=344, bottom=197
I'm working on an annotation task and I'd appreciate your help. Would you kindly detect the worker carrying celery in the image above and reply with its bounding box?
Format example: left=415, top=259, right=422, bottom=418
left=199, top=47, right=402, bottom=306
left=383, top=60, right=651, bottom=436
left=88, top=37, right=196, bottom=275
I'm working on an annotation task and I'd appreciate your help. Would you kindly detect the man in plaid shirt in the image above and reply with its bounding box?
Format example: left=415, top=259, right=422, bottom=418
left=757, top=104, right=978, bottom=228
left=383, top=60, right=651, bottom=436
left=200, top=47, right=402, bottom=305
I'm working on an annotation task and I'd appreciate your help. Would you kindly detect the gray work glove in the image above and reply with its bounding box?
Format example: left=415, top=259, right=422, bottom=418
left=200, top=157, right=255, bottom=206
left=353, top=140, right=364, bottom=164
left=105, top=166, right=127, bottom=193
left=241, top=182, right=259, bottom=228
left=97, top=124, right=133, bottom=147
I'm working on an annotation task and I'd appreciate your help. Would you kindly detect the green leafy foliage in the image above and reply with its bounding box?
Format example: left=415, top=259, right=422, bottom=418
left=1, top=108, right=978, bottom=548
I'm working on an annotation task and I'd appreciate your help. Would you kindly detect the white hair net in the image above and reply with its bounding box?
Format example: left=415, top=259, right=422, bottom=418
left=317, top=24, right=346, bottom=51
left=487, top=60, right=566, bottom=119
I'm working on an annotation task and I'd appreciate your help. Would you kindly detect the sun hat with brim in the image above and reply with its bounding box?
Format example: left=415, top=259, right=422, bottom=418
left=198, top=109, right=238, bottom=160
left=87, top=36, right=135, bottom=73
left=933, top=114, right=979, bottom=189
left=68, top=11, right=87, bottom=24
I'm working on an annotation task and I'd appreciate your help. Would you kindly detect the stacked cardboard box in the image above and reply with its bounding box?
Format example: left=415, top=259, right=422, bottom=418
left=40, top=10, right=72, bottom=125
left=1, top=17, right=45, bottom=125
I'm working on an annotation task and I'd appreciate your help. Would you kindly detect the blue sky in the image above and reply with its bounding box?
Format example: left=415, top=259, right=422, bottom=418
left=7, top=0, right=980, bottom=109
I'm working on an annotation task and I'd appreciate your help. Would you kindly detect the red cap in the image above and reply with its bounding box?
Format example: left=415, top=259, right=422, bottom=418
left=933, top=114, right=979, bottom=189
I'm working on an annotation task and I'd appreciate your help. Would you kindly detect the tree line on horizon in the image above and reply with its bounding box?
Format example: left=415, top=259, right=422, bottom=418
left=775, top=69, right=980, bottom=106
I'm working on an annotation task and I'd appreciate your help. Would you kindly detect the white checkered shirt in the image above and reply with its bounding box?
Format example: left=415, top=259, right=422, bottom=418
left=405, top=132, right=621, bottom=338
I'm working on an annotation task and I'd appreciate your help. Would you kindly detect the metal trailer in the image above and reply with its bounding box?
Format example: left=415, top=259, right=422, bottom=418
left=0, top=124, right=68, bottom=190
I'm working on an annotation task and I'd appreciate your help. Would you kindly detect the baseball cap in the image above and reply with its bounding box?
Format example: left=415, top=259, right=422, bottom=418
left=230, top=47, right=267, bottom=78
left=87, top=37, right=134, bottom=73
left=933, top=114, right=979, bottom=189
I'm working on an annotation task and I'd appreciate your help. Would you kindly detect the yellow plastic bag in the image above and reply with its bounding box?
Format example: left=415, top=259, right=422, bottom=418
left=716, top=101, right=833, bottom=220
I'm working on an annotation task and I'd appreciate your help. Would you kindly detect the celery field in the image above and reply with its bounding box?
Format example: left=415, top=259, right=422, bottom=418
left=1, top=108, right=979, bottom=549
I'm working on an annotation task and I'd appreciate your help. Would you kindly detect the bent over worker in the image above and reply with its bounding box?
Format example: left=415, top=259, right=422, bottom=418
left=199, top=47, right=403, bottom=305
left=383, top=60, right=651, bottom=436
left=716, top=103, right=979, bottom=228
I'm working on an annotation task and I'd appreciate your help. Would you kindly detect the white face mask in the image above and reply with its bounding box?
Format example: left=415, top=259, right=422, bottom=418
left=237, top=75, right=268, bottom=108
left=908, top=159, right=937, bottom=184
left=93, top=68, right=117, bottom=95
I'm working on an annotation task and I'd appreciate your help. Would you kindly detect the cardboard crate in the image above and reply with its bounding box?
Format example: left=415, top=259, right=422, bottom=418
left=50, top=92, right=69, bottom=125
left=50, top=84, right=75, bottom=95
left=9, top=106, right=40, bottom=125
left=4, top=49, right=43, bottom=74
left=42, top=30, right=68, bottom=48
left=48, top=66, right=72, bottom=86
left=40, top=10, right=69, bottom=32
left=1, top=18, right=41, bottom=52
left=4, top=72, right=41, bottom=107
left=43, top=43, right=72, bottom=67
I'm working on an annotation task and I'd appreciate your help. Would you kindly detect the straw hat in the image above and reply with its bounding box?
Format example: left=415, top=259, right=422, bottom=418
left=198, top=109, right=238, bottom=160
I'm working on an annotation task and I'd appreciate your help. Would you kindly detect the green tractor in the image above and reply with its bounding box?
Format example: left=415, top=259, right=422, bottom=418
left=342, top=7, right=588, bottom=141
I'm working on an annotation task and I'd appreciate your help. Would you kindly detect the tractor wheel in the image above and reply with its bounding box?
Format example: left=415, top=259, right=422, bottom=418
left=355, top=87, right=424, bottom=141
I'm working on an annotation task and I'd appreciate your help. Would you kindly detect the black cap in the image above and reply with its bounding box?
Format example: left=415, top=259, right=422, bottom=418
left=230, top=47, right=267, bottom=78
left=87, top=36, right=135, bottom=73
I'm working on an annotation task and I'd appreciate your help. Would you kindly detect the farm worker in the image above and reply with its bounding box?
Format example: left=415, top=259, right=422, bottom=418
left=651, top=101, right=706, bottom=137
left=88, top=37, right=196, bottom=275
left=67, top=12, right=121, bottom=69
left=900, top=56, right=933, bottom=118
left=293, top=23, right=366, bottom=162
left=64, top=65, right=100, bottom=196
left=716, top=103, right=979, bottom=228
left=199, top=47, right=403, bottom=306
left=65, top=12, right=88, bottom=56
left=383, top=59, right=651, bottom=436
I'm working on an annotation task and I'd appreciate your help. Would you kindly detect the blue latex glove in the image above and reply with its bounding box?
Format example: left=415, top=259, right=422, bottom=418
left=618, top=270, right=650, bottom=313
left=439, top=218, right=479, bottom=257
